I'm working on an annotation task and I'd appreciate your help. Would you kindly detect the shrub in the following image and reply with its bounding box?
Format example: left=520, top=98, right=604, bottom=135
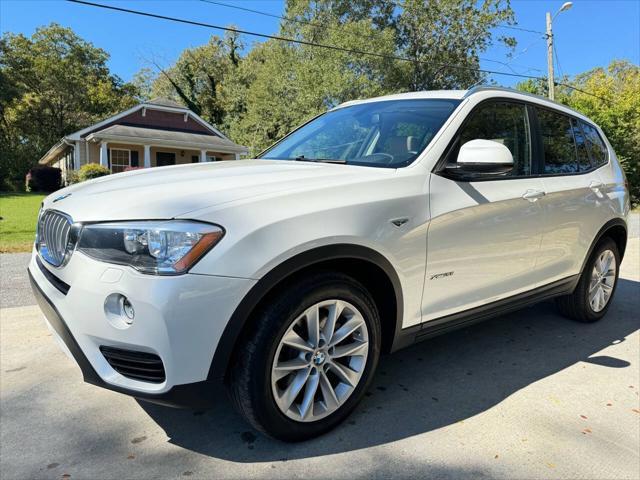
left=26, top=166, right=62, bottom=192
left=65, top=170, right=80, bottom=185
left=78, top=163, right=111, bottom=182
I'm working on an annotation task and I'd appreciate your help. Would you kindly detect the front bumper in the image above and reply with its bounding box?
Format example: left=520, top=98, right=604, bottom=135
left=28, top=249, right=255, bottom=408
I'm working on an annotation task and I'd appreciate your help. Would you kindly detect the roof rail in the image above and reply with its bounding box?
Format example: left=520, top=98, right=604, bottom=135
left=464, top=85, right=587, bottom=119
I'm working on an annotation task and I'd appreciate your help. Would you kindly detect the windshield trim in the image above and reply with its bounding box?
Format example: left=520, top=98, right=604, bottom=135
left=257, top=98, right=462, bottom=169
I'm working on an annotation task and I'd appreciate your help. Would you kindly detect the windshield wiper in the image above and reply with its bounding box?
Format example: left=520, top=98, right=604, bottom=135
left=293, top=155, right=347, bottom=164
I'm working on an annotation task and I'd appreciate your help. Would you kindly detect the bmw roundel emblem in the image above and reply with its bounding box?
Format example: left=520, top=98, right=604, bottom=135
left=52, top=193, right=72, bottom=203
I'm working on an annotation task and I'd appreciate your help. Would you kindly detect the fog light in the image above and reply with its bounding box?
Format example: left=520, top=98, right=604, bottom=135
left=104, top=293, right=135, bottom=329
left=121, top=297, right=135, bottom=322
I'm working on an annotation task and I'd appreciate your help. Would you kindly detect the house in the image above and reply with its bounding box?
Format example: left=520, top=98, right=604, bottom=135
left=39, top=98, right=249, bottom=182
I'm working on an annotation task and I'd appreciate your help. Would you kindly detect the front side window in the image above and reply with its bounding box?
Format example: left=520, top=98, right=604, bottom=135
left=447, top=101, right=532, bottom=176
left=260, top=99, right=460, bottom=168
left=110, top=149, right=130, bottom=173
left=581, top=122, right=608, bottom=167
left=536, top=107, right=578, bottom=174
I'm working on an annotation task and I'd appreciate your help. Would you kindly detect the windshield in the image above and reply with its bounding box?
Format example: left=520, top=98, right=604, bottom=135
left=260, top=99, right=460, bottom=168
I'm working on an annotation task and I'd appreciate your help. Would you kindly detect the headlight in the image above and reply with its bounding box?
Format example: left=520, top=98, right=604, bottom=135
left=77, top=220, right=224, bottom=275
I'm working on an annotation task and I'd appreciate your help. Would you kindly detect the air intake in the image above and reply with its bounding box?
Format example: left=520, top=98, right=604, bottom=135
left=100, top=346, right=166, bottom=383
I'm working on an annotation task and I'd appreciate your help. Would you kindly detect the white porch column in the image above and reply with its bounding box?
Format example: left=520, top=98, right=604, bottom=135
left=73, top=141, right=80, bottom=170
left=99, top=142, right=109, bottom=168
left=143, top=145, right=151, bottom=168
left=234, top=153, right=240, bottom=160
left=199, top=149, right=207, bottom=163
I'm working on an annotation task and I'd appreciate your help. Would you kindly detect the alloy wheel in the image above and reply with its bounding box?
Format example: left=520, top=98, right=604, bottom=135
left=588, top=249, right=616, bottom=312
left=270, top=299, right=369, bottom=422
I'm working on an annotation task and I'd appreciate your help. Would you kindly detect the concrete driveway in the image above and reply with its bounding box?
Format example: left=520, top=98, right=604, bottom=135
left=1, top=240, right=639, bottom=479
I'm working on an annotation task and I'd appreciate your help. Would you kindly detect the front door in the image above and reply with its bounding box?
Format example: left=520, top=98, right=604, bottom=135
left=423, top=100, right=545, bottom=321
left=156, top=152, right=176, bottom=167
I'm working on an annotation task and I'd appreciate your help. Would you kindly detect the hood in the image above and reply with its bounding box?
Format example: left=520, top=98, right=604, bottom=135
left=44, top=160, right=392, bottom=221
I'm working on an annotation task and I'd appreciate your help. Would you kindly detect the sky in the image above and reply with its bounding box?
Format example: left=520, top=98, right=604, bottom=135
left=1, top=0, right=639, bottom=88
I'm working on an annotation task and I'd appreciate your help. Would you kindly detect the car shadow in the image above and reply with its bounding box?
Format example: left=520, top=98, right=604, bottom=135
left=138, top=278, right=640, bottom=462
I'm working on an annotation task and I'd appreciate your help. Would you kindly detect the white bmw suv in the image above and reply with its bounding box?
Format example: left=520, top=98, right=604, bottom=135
left=30, top=87, right=630, bottom=441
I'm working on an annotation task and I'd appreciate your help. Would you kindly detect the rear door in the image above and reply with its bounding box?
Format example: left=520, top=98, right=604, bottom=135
left=532, top=107, right=611, bottom=283
left=424, top=100, right=546, bottom=321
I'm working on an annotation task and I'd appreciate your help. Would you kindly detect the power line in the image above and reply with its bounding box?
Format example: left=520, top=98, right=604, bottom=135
left=68, top=0, right=543, bottom=81
left=200, top=0, right=542, bottom=75
left=495, top=24, right=546, bottom=35
left=555, top=82, right=608, bottom=103
left=553, top=43, right=565, bottom=79
left=199, top=0, right=390, bottom=45
left=67, top=0, right=607, bottom=102
left=385, top=0, right=545, bottom=34
left=200, top=0, right=312, bottom=27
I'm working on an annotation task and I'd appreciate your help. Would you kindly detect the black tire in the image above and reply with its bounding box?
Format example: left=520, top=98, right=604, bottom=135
left=228, top=272, right=381, bottom=442
left=555, top=237, right=620, bottom=323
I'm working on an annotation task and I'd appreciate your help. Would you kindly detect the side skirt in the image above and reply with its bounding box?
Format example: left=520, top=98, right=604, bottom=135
left=392, top=275, right=579, bottom=351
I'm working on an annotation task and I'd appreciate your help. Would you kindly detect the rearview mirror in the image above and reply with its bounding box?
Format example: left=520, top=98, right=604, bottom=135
left=447, top=139, right=514, bottom=176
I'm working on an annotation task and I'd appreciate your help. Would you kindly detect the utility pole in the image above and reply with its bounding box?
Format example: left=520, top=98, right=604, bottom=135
left=545, top=3, right=573, bottom=101
left=546, top=11, right=555, bottom=100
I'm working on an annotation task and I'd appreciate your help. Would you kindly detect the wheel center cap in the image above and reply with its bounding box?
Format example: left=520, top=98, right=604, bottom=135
left=312, top=351, right=326, bottom=365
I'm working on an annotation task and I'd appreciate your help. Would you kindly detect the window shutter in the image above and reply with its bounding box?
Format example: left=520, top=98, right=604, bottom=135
left=131, top=151, right=139, bottom=167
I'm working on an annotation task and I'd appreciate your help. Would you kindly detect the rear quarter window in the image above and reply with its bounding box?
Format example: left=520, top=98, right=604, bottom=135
left=581, top=122, right=609, bottom=167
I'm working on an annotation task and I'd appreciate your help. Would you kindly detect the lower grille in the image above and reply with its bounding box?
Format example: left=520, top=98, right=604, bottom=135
left=100, top=346, right=165, bottom=383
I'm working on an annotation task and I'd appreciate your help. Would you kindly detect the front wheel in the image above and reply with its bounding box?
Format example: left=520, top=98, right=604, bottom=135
left=556, top=238, right=620, bottom=323
left=229, top=272, right=381, bottom=441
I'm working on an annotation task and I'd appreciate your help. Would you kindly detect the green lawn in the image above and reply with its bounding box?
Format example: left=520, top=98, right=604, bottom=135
left=0, top=193, right=46, bottom=253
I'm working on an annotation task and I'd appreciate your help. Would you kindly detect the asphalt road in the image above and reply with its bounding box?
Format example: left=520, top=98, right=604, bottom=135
left=0, top=252, right=33, bottom=308
left=1, top=240, right=639, bottom=479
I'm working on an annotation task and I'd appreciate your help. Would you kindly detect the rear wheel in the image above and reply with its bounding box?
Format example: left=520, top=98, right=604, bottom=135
left=556, top=238, right=620, bottom=323
left=229, top=272, right=381, bottom=441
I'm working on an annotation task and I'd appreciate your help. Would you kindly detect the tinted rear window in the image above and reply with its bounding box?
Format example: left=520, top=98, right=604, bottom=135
left=536, top=107, right=579, bottom=174
left=581, top=122, right=608, bottom=167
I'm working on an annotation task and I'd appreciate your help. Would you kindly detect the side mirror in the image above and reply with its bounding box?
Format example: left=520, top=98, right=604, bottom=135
left=447, top=139, right=514, bottom=176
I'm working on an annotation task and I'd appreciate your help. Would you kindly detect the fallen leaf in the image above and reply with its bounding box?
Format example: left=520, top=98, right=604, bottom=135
left=580, top=415, right=588, bottom=420
left=632, top=409, right=640, bottom=414
left=494, top=455, right=499, bottom=459
left=127, top=455, right=135, bottom=460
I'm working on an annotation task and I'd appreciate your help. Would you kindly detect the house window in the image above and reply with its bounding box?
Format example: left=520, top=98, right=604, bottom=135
left=207, top=155, right=218, bottom=162
left=110, top=149, right=131, bottom=173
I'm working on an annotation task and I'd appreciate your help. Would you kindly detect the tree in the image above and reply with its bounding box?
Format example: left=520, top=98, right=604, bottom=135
left=567, top=61, right=639, bottom=206
left=148, top=30, right=244, bottom=127
left=396, top=0, right=516, bottom=90
left=282, top=0, right=516, bottom=90
left=0, top=23, right=137, bottom=189
left=225, top=16, right=399, bottom=154
left=516, top=60, right=640, bottom=206
left=220, top=0, right=516, bottom=153
left=140, top=1, right=517, bottom=154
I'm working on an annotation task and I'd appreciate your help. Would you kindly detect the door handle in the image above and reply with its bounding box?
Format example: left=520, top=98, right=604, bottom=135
left=522, top=189, right=546, bottom=202
left=590, top=181, right=605, bottom=191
